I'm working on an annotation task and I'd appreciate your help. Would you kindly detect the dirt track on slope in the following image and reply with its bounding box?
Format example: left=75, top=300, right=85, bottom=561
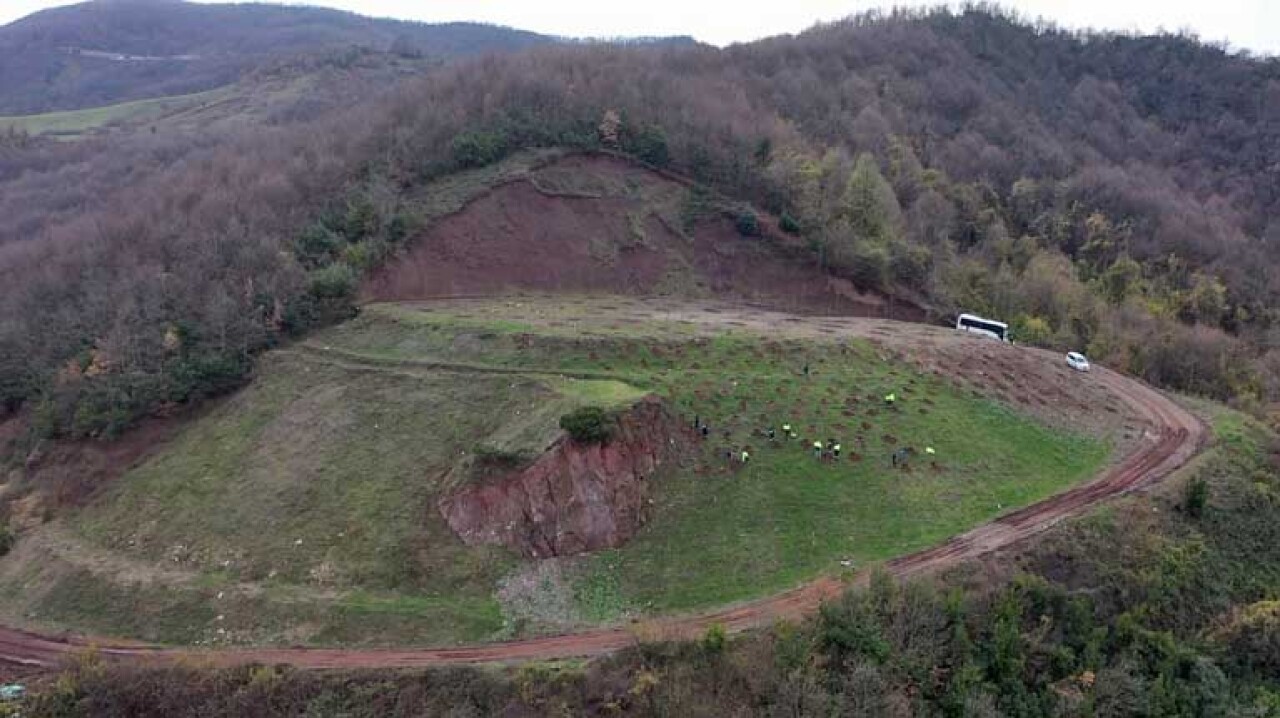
left=0, top=342, right=1204, bottom=670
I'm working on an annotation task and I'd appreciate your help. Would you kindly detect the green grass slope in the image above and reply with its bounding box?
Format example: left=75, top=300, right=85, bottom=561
left=318, top=300, right=1107, bottom=618
left=0, top=297, right=1107, bottom=645
left=0, top=85, right=234, bottom=138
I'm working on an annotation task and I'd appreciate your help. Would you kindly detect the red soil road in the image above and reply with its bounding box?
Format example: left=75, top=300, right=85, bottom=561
left=0, top=353, right=1204, bottom=670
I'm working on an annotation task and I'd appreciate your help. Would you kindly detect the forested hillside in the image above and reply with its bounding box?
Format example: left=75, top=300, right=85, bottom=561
left=0, top=0, right=551, bottom=114
left=2, top=4, right=1279, bottom=445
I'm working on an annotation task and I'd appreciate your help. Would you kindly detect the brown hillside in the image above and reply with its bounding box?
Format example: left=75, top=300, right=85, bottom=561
left=366, top=154, right=921, bottom=319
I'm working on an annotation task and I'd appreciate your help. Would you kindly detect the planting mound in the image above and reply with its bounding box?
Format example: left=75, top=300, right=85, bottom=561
left=366, top=154, right=920, bottom=319
left=440, top=396, right=693, bottom=559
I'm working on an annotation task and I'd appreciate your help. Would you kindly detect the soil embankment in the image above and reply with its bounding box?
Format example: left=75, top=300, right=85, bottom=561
left=439, top=397, right=692, bottom=558
left=366, top=153, right=923, bottom=320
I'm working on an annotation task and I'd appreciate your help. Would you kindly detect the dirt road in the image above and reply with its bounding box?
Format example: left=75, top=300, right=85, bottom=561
left=0, top=346, right=1205, bottom=671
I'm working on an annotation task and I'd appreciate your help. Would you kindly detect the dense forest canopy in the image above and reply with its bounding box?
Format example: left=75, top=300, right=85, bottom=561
left=2, top=3, right=1279, bottom=443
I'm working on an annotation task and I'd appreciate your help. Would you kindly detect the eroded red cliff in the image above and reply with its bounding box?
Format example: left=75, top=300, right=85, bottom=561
left=438, top=396, right=691, bottom=558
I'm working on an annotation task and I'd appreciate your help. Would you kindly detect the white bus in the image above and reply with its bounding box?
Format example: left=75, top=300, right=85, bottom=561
left=956, top=313, right=1009, bottom=342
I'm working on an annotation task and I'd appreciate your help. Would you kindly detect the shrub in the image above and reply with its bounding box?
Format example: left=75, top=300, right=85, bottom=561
left=451, top=130, right=507, bottom=169
left=38, top=374, right=168, bottom=440
left=341, top=196, right=380, bottom=242
left=292, top=223, right=344, bottom=270
left=282, top=263, right=359, bottom=333
left=625, top=124, right=669, bottom=167
left=702, top=623, right=727, bottom=654
left=1220, top=601, right=1280, bottom=677
left=166, top=353, right=250, bottom=404
left=1185, top=477, right=1209, bottom=518
left=308, top=262, right=357, bottom=301
left=679, top=187, right=713, bottom=234
left=1012, top=314, right=1053, bottom=346
left=340, top=239, right=387, bottom=272
left=735, top=210, right=760, bottom=237
left=0, top=526, right=12, bottom=557
left=831, top=242, right=889, bottom=291
left=472, top=445, right=532, bottom=469
left=385, top=212, right=413, bottom=244
left=888, top=242, right=932, bottom=289
left=559, top=406, right=613, bottom=444
left=819, top=593, right=891, bottom=664
left=779, top=212, right=802, bottom=235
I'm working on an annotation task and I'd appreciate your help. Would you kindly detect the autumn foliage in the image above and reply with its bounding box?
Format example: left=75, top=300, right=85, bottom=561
left=1, top=5, right=1279, bottom=441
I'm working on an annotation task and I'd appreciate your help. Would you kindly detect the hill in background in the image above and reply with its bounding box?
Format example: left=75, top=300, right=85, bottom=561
left=0, top=0, right=552, bottom=114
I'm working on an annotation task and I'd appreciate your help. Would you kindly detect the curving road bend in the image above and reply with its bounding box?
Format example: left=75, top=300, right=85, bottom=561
left=0, top=353, right=1205, bottom=670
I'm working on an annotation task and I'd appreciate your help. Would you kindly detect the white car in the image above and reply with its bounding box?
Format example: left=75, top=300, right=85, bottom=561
left=1066, top=351, right=1090, bottom=372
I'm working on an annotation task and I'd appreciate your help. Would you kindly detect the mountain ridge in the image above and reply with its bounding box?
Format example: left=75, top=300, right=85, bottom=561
left=0, top=0, right=552, bottom=113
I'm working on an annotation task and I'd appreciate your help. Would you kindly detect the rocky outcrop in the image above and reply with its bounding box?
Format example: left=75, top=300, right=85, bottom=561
left=438, top=396, right=691, bottom=558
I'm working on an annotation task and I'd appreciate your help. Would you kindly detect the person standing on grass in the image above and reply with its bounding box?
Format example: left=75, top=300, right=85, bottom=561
left=833, top=442, right=841, bottom=460
left=813, top=440, right=823, bottom=459
left=892, top=447, right=914, bottom=467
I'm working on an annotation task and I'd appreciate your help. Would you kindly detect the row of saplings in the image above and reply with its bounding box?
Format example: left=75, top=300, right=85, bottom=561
left=558, top=395, right=936, bottom=470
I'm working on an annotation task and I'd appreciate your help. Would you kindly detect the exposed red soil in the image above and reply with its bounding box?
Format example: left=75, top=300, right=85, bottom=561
left=0, top=411, right=190, bottom=527
left=439, top=397, right=692, bottom=558
left=0, top=343, right=1205, bottom=670
left=365, top=154, right=922, bottom=320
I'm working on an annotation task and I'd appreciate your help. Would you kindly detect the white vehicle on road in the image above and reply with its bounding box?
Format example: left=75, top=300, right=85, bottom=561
left=955, top=313, right=1008, bottom=342
left=1066, top=351, right=1090, bottom=372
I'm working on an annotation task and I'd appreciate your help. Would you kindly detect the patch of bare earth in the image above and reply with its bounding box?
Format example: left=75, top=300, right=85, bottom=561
left=365, top=153, right=921, bottom=320
left=1, top=411, right=191, bottom=534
